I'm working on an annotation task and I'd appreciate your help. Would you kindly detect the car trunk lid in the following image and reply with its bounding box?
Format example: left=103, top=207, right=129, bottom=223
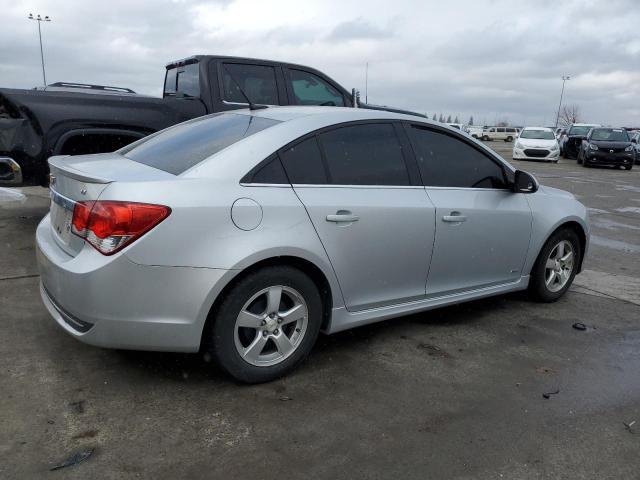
left=47, top=153, right=174, bottom=256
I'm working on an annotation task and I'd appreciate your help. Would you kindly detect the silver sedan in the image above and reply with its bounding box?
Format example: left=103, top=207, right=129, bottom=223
left=36, top=107, right=590, bottom=383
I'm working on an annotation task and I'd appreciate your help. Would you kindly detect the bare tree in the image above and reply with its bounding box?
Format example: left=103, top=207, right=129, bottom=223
left=558, top=104, right=581, bottom=127
left=468, top=116, right=474, bottom=126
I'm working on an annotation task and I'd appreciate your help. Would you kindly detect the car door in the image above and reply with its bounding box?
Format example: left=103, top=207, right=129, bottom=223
left=279, top=122, right=436, bottom=311
left=404, top=123, right=533, bottom=296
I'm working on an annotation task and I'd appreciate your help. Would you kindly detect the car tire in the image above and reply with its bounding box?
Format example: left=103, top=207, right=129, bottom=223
left=625, top=165, right=633, bottom=170
left=207, top=266, right=323, bottom=383
left=506, top=136, right=513, bottom=142
left=482, top=135, right=489, bottom=141
left=529, top=228, right=581, bottom=303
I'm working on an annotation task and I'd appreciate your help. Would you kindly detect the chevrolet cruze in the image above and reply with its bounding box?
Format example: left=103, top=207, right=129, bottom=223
left=36, top=107, right=590, bottom=383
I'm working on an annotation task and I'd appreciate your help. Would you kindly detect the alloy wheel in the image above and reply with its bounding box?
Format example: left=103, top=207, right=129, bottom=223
left=544, top=240, right=574, bottom=293
left=234, top=285, right=309, bottom=367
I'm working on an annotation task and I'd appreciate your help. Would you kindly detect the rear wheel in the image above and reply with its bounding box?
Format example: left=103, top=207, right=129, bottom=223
left=529, top=228, right=581, bottom=302
left=625, top=164, right=633, bottom=170
left=506, top=136, right=513, bottom=142
left=207, top=266, right=322, bottom=383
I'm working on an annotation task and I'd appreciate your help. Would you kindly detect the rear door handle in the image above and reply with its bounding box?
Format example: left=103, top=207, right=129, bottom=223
left=442, top=212, right=467, bottom=222
left=326, top=211, right=359, bottom=223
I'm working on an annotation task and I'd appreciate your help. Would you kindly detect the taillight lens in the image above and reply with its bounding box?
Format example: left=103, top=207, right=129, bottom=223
left=71, top=201, right=171, bottom=255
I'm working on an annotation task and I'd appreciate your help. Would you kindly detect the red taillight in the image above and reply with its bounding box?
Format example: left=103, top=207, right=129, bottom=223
left=71, top=201, right=171, bottom=255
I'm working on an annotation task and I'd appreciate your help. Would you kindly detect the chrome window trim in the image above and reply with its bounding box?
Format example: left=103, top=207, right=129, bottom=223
left=289, top=184, right=426, bottom=190
left=50, top=188, right=76, bottom=210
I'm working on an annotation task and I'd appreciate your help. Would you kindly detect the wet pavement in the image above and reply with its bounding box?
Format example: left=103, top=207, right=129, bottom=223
left=1, top=148, right=639, bottom=479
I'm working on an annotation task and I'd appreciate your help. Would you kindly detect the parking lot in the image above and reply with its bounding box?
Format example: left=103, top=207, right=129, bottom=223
left=1, top=144, right=639, bottom=479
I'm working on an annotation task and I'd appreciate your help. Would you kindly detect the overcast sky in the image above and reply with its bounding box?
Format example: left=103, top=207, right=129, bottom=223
left=1, top=0, right=639, bottom=126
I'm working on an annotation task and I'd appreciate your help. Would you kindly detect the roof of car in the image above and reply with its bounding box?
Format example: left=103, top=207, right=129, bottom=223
left=231, top=105, right=429, bottom=123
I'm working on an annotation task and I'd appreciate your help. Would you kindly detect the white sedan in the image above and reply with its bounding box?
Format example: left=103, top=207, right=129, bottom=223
left=513, top=127, right=560, bottom=162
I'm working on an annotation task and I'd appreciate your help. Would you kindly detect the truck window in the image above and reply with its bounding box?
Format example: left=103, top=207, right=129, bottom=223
left=289, top=69, right=345, bottom=106
left=222, top=63, right=279, bottom=105
left=164, top=63, right=200, bottom=97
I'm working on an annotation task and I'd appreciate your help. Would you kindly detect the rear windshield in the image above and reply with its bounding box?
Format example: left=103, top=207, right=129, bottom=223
left=520, top=130, right=555, bottom=140
left=591, top=128, right=629, bottom=142
left=120, top=113, right=281, bottom=175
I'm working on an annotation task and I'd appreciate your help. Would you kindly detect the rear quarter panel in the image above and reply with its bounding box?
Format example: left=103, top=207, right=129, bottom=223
left=99, top=178, right=345, bottom=309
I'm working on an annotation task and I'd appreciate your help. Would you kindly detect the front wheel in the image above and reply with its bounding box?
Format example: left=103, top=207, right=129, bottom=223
left=207, top=266, right=323, bottom=383
left=625, top=165, right=633, bottom=170
left=506, top=136, right=513, bottom=142
left=529, top=229, right=581, bottom=302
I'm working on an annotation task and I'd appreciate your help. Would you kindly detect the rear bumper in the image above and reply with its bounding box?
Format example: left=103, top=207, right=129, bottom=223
left=0, top=156, right=23, bottom=185
left=36, top=214, right=230, bottom=352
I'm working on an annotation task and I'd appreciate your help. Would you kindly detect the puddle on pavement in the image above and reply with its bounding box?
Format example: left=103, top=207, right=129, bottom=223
left=590, top=235, right=640, bottom=253
left=615, top=207, right=640, bottom=214
left=616, top=185, right=640, bottom=193
left=0, top=188, right=26, bottom=204
left=591, top=218, right=640, bottom=231
left=587, top=208, right=609, bottom=215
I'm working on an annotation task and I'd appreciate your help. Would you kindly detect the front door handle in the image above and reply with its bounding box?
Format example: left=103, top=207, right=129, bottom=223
left=442, top=212, right=467, bottom=222
left=326, top=210, right=359, bottom=223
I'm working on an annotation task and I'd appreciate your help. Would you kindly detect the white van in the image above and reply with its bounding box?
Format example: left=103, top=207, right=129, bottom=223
left=480, top=127, right=518, bottom=142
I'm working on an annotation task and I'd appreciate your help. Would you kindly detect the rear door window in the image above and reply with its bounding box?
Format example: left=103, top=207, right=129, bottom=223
left=318, top=123, right=410, bottom=185
left=120, top=113, right=281, bottom=175
left=221, top=63, right=280, bottom=105
left=280, top=137, right=328, bottom=184
left=288, top=69, right=345, bottom=106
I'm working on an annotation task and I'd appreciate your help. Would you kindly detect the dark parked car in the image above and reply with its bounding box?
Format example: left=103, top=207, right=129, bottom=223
left=563, top=123, right=601, bottom=159
left=0, top=55, right=421, bottom=185
left=577, top=127, right=635, bottom=170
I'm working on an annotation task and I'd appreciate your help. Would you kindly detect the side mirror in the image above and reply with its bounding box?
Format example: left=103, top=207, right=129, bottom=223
left=513, top=170, right=538, bottom=193
left=351, top=88, right=361, bottom=108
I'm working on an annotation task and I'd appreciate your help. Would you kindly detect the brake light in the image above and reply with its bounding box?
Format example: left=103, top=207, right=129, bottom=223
left=71, top=201, right=171, bottom=255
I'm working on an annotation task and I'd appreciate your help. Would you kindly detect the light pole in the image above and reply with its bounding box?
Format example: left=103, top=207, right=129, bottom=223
left=28, top=13, right=51, bottom=87
left=554, top=75, right=570, bottom=128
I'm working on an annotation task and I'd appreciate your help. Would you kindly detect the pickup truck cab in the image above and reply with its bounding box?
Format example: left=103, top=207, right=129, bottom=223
left=1, top=55, right=414, bottom=185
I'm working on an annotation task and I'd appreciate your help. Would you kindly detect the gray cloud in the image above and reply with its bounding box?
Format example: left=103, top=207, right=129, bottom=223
left=1, top=0, right=638, bottom=127
left=327, top=17, right=392, bottom=41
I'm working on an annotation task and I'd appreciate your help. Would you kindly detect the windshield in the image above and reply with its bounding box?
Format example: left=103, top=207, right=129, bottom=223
left=591, top=128, right=630, bottom=142
left=520, top=130, right=555, bottom=140
left=120, top=113, right=281, bottom=175
left=568, top=126, right=594, bottom=136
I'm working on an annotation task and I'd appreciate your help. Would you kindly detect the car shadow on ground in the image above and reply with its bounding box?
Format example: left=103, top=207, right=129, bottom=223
left=113, top=291, right=529, bottom=384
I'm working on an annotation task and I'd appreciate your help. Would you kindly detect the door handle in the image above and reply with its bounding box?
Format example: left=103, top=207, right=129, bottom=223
left=326, top=211, right=359, bottom=223
left=442, top=212, right=467, bottom=222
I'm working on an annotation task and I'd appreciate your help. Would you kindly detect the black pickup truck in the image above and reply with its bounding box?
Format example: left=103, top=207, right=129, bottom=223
left=0, top=55, right=417, bottom=185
